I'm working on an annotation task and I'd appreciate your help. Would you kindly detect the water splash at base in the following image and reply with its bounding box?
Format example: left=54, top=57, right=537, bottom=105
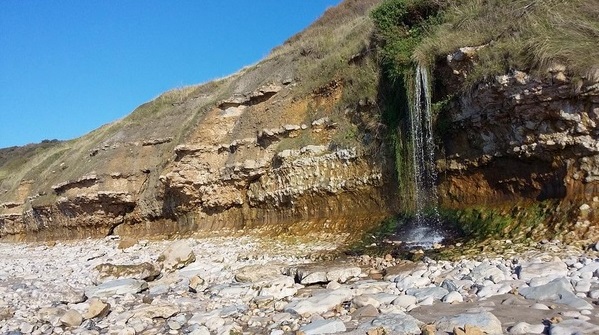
left=391, top=216, right=447, bottom=249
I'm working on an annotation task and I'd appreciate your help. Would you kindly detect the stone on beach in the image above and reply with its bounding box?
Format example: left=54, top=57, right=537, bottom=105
left=299, top=319, right=347, bottom=334
left=442, top=291, right=464, bottom=303
left=518, top=277, right=593, bottom=310
left=94, top=262, right=160, bottom=283
left=60, top=309, right=83, bottom=327
left=83, top=297, right=111, bottom=319
left=508, top=321, right=545, bottom=334
left=434, top=311, right=503, bottom=335
left=287, top=264, right=361, bottom=284
left=393, top=294, right=418, bottom=308
left=517, top=258, right=568, bottom=283
left=131, top=303, right=180, bottom=319
left=157, top=239, right=196, bottom=272
left=235, top=264, right=284, bottom=283
left=358, top=313, right=423, bottom=335
left=549, top=319, right=599, bottom=335
left=285, top=288, right=353, bottom=315
left=84, top=278, right=148, bottom=298
left=405, top=287, right=449, bottom=302
left=3, top=235, right=599, bottom=335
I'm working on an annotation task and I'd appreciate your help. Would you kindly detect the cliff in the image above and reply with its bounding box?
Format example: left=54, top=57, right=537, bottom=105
left=0, top=0, right=395, bottom=241
left=437, top=52, right=599, bottom=240
left=1, top=0, right=597, bottom=242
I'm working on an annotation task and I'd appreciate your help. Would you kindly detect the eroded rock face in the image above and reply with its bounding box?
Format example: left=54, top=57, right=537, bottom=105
left=438, top=56, right=599, bottom=237
left=0, top=76, right=395, bottom=240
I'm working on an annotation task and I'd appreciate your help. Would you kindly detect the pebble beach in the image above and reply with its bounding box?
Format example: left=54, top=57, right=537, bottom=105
left=2, top=235, right=599, bottom=335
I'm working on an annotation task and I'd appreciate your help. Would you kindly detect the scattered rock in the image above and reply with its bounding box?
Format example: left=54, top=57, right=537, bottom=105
left=235, top=264, right=283, bottom=283
left=287, top=264, right=361, bottom=284
left=351, top=305, right=379, bottom=319
left=59, top=286, right=86, bottom=304
left=157, top=240, right=196, bottom=272
left=442, top=291, right=464, bottom=304
left=299, top=319, right=346, bottom=334
left=421, top=324, right=437, bottom=335
left=4, top=234, right=599, bottom=335
left=508, top=321, right=545, bottom=334
left=94, top=262, right=160, bottom=283
left=83, top=297, right=111, bottom=319
left=60, top=309, right=83, bottom=327
left=405, top=287, right=449, bottom=302
left=393, top=294, right=418, bottom=308
left=453, top=324, right=485, bottom=335
left=285, top=288, right=352, bottom=315
left=517, top=259, right=568, bottom=282
left=519, top=277, right=593, bottom=310
left=189, top=275, right=205, bottom=293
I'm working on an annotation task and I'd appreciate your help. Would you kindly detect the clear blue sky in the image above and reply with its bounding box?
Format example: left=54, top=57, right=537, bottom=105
left=0, top=1, right=342, bottom=148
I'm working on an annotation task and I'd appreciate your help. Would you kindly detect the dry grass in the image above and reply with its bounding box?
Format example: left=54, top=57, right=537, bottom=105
left=414, top=0, right=599, bottom=84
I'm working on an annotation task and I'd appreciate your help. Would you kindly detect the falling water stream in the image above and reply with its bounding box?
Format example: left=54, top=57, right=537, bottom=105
left=393, top=65, right=446, bottom=249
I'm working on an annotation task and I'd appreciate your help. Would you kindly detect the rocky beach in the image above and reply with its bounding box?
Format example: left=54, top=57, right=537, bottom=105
left=2, top=234, right=599, bottom=335
left=1, top=1, right=598, bottom=334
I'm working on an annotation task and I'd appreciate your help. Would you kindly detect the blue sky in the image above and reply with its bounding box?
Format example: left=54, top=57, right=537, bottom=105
left=0, top=1, right=342, bottom=148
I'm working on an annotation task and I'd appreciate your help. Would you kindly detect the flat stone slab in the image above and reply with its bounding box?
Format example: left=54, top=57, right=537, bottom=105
left=284, top=288, right=353, bottom=315
left=300, top=319, right=346, bottom=335
left=285, top=264, right=361, bottom=284
left=84, top=278, right=148, bottom=298
left=131, top=304, right=180, bottom=319
left=94, top=262, right=160, bottom=284
left=519, top=277, right=593, bottom=310
left=234, top=264, right=285, bottom=283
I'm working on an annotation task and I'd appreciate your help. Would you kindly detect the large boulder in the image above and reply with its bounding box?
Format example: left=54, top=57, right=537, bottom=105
left=284, top=288, right=353, bottom=315
left=519, top=277, right=593, bottom=310
left=285, top=264, right=361, bottom=285
left=517, top=258, right=568, bottom=283
left=94, top=262, right=160, bottom=284
left=158, top=240, right=196, bottom=272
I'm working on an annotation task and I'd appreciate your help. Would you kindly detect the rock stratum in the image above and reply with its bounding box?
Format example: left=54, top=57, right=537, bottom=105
left=437, top=50, right=599, bottom=239
left=0, top=0, right=597, bottom=241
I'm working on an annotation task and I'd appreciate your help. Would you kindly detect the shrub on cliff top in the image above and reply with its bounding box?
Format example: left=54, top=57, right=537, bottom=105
left=371, top=0, right=446, bottom=81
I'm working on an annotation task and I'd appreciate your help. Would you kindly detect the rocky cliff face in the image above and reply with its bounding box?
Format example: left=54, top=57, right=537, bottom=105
left=437, top=48, right=599, bottom=240
left=0, top=0, right=394, bottom=241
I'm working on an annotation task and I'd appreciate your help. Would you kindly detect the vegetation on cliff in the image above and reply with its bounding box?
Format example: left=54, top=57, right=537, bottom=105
left=372, top=0, right=599, bottom=87
left=370, top=0, right=599, bottom=241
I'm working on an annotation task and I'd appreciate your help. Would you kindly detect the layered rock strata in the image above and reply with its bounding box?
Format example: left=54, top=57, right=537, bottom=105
left=438, top=49, right=599, bottom=237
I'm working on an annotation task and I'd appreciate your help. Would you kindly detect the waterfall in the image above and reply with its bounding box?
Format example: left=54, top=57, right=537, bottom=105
left=410, top=65, right=440, bottom=223
left=397, top=64, right=443, bottom=248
